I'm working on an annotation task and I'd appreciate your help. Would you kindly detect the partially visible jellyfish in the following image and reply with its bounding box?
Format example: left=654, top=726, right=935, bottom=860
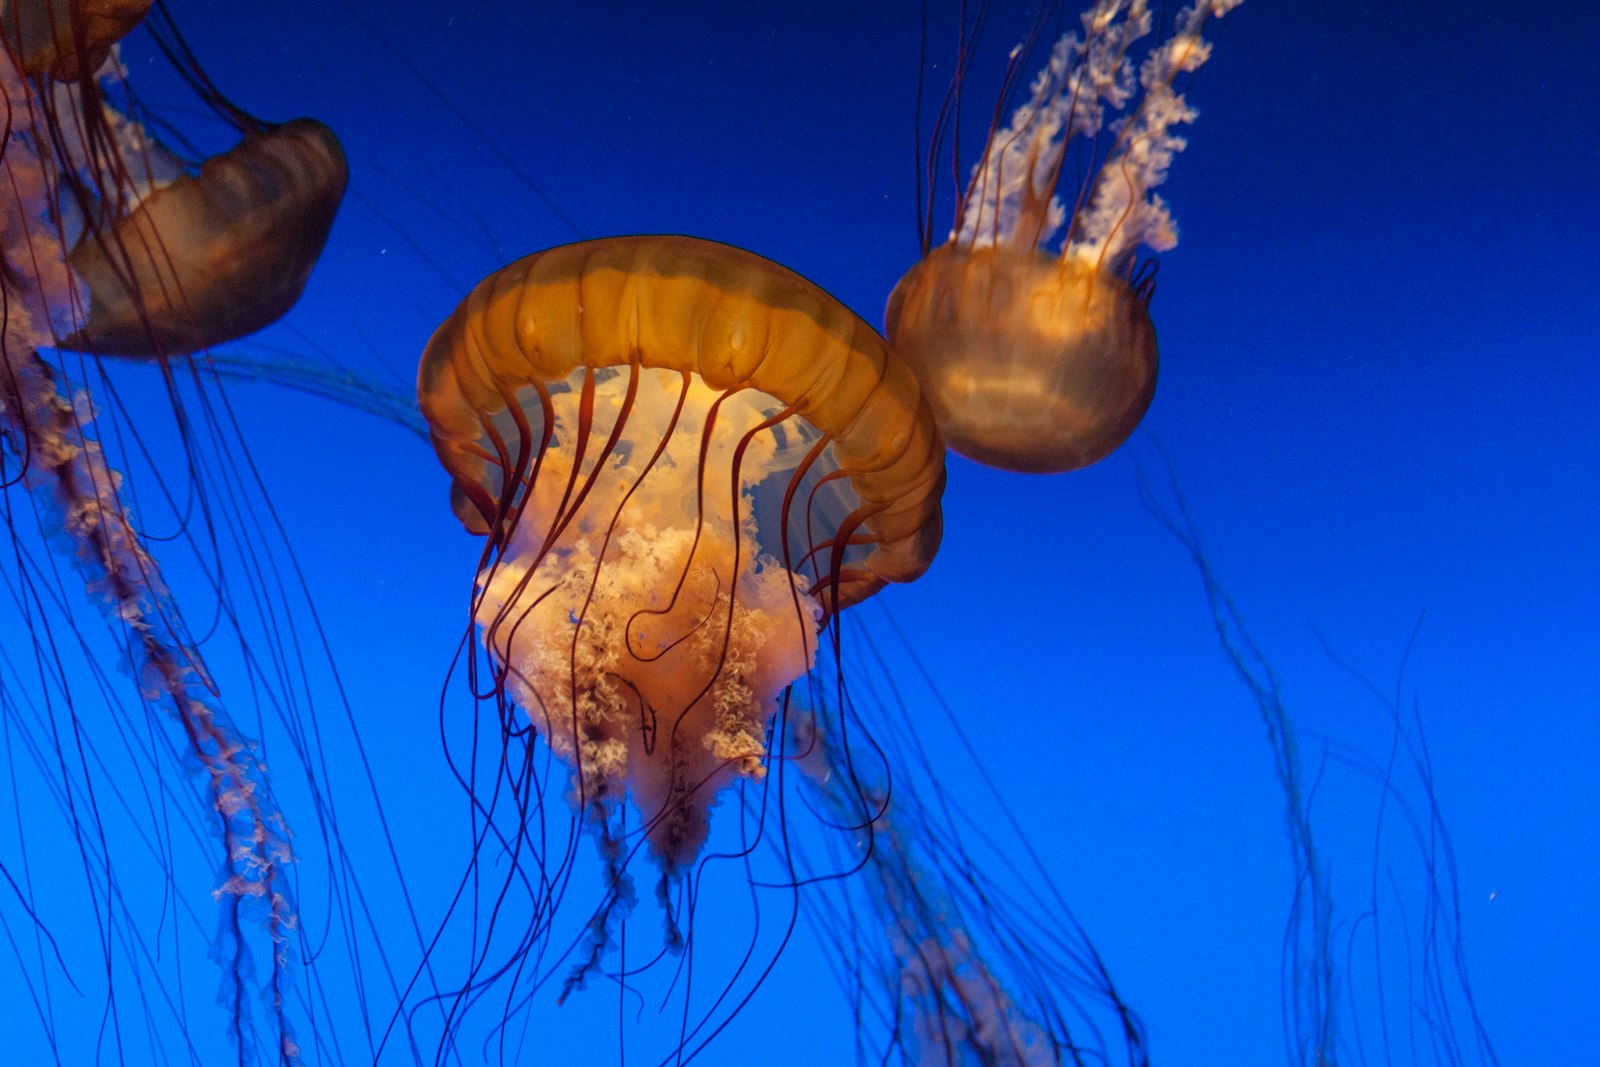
left=886, top=0, right=1242, bottom=473
left=415, top=233, right=943, bottom=1043
left=2, top=0, right=152, bottom=80
left=1, top=7, right=358, bottom=1061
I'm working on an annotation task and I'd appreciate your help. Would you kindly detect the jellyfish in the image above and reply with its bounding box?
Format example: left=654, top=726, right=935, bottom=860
left=3, top=3, right=347, bottom=364
left=415, top=233, right=943, bottom=1033
left=1, top=9, right=359, bottom=1063
left=61, top=115, right=347, bottom=357
left=2, top=0, right=153, bottom=80
left=885, top=0, right=1243, bottom=473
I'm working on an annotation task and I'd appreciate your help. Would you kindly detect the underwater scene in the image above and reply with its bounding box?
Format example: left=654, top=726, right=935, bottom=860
left=1, top=1, right=1592, bottom=1065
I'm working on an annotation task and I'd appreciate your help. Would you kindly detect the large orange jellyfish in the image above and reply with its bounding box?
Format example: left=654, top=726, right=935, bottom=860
left=416, top=233, right=943, bottom=1026
left=1, top=6, right=349, bottom=1061
left=886, top=0, right=1242, bottom=474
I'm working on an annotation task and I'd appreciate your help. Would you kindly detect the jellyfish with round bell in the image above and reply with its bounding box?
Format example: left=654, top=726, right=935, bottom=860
left=886, top=0, right=1243, bottom=474
left=418, top=233, right=943, bottom=988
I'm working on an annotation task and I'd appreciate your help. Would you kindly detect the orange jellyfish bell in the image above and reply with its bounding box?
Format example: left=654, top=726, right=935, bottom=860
left=61, top=118, right=348, bottom=358
left=887, top=0, right=1241, bottom=474
left=885, top=244, right=1157, bottom=475
left=2, top=0, right=154, bottom=80
left=419, top=234, right=943, bottom=869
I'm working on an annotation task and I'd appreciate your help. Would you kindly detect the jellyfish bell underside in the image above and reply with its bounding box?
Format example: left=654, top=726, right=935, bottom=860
left=886, top=243, right=1158, bottom=474
left=60, top=117, right=349, bottom=358
left=420, top=234, right=943, bottom=871
left=476, top=369, right=829, bottom=866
